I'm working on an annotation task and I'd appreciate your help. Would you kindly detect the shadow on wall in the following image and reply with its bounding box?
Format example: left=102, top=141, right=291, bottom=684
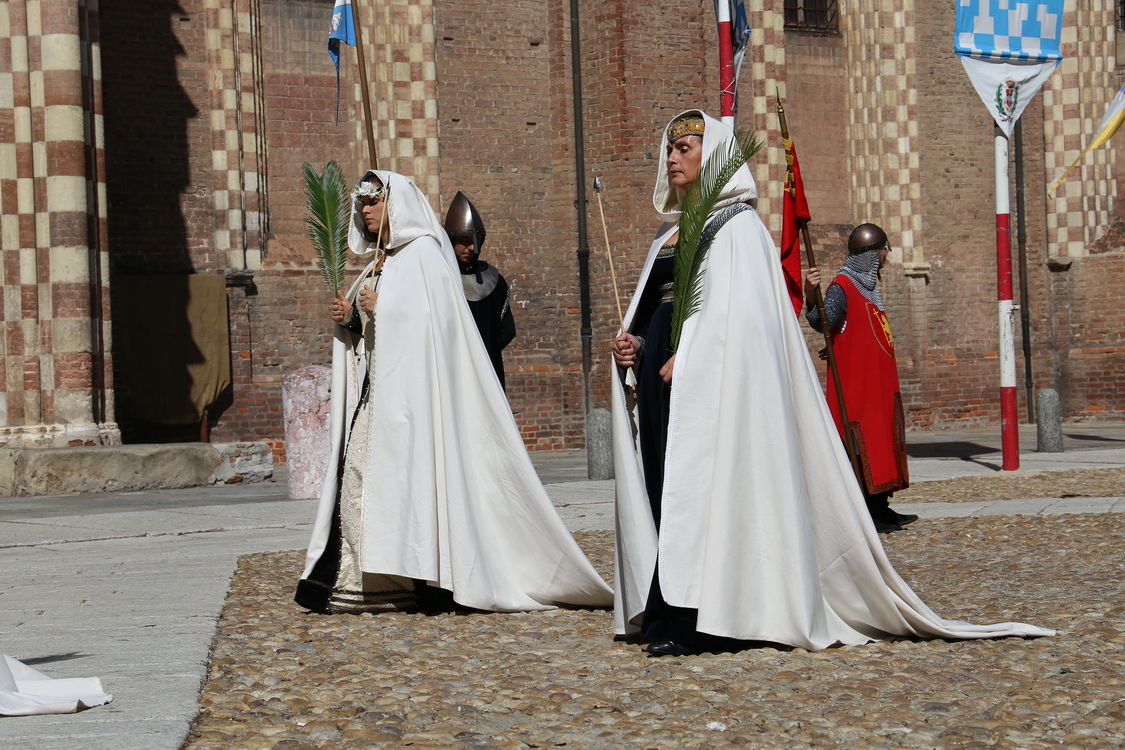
left=100, top=0, right=232, bottom=442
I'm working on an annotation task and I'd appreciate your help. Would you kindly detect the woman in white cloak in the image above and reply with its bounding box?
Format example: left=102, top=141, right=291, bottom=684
left=611, top=111, right=1053, bottom=656
left=296, top=170, right=612, bottom=614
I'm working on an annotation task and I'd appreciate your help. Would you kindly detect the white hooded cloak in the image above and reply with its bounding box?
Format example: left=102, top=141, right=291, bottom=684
left=299, top=171, right=612, bottom=612
left=611, top=111, right=1053, bottom=649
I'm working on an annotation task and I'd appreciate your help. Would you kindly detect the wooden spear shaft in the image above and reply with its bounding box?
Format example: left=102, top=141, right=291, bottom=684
left=776, top=96, right=864, bottom=487
left=593, top=177, right=625, bottom=332
left=351, top=0, right=379, bottom=169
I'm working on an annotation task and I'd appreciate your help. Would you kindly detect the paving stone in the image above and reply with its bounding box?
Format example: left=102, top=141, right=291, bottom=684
left=895, top=466, right=1125, bottom=504
left=184, top=509, right=1125, bottom=749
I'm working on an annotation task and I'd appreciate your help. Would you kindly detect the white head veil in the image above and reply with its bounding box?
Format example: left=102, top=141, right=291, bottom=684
left=348, top=170, right=457, bottom=268
left=651, top=109, right=758, bottom=224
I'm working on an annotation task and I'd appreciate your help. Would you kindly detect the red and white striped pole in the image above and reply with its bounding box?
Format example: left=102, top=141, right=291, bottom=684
left=716, top=0, right=735, bottom=128
left=994, top=124, right=1020, bottom=471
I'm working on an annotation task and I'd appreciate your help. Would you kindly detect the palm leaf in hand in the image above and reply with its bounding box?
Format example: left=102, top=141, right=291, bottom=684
left=670, top=131, right=763, bottom=352
left=302, top=161, right=350, bottom=295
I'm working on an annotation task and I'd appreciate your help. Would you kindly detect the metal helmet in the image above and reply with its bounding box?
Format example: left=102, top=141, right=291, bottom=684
left=443, top=191, right=486, bottom=250
left=848, top=223, right=888, bottom=255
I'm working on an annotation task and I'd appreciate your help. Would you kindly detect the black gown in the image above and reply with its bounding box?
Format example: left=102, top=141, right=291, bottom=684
left=629, top=244, right=701, bottom=645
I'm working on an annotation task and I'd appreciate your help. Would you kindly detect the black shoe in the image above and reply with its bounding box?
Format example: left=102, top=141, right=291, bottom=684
left=613, top=633, right=649, bottom=644
left=891, top=511, right=919, bottom=526
left=646, top=639, right=694, bottom=657
left=873, top=518, right=902, bottom=534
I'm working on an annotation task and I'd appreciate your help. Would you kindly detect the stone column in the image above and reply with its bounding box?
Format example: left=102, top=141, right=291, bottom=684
left=1036, top=388, right=1064, bottom=453
left=282, top=366, right=332, bottom=500
left=0, top=0, right=118, bottom=448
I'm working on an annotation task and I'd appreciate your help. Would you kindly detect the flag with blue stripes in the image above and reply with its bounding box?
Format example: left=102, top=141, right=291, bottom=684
left=328, top=0, right=355, bottom=71
left=954, top=0, right=1064, bottom=63
left=729, top=0, right=751, bottom=70
left=712, top=0, right=752, bottom=124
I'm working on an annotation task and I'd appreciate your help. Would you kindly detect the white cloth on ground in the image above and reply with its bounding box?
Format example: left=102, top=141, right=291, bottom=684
left=611, top=110, right=1054, bottom=649
left=1, top=651, right=112, bottom=716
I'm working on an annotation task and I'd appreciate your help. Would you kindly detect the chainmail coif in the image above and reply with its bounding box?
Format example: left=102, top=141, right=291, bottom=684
left=837, top=248, right=884, bottom=311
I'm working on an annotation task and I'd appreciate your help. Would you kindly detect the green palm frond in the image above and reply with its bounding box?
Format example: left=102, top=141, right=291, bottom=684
left=302, top=161, right=351, bottom=295
left=669, top=130, right=763, bottom=352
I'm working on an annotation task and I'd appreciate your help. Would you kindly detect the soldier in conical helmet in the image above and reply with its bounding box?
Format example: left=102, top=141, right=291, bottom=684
left=804, top=223, right=918, bottom=533
left=444, top=192, right=516, bottom=389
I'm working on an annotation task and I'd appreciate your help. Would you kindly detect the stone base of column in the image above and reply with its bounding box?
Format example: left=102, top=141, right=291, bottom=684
left=0, top=441, right=274, bottom=497
left=0, top=422, right=123, bottom=449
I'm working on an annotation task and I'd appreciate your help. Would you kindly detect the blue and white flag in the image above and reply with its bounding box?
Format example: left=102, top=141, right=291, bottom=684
left=328, top=0, right=355, bottom=71
left=728, top=0, right=751, bottom=88
left=712, top=0, right=752, bottom=122
left=954, top=0, right=1064, bottom=136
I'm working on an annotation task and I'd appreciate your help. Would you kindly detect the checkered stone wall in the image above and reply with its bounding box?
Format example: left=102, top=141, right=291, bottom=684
left=79, top=0, right=1125, bottom=457
left=1043, top=1, right=1117, bottom=258
left=349, top=0, right=440, bottom=200
left=0, top=0, right=117, bottom=448
left=203, top=0, right=269, bottom=272
left=741, top=1, right=786, bottom=237
left=841, top=0, right=924, bottom=271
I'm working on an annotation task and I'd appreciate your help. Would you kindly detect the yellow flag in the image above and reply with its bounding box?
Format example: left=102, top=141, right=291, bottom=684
left=1049, top=83, right=1125, bottom=196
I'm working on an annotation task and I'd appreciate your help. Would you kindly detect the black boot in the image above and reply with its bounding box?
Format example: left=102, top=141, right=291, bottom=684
left=866, top=492, right=902, bottom=532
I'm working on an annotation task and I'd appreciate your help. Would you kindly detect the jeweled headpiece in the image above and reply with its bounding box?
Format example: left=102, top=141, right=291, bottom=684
left=352, top=180, right=386, bottom=200
left=666, top=114, right=705, bottom=142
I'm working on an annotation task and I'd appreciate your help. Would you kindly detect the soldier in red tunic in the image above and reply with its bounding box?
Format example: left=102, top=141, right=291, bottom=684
left=803, top=224, right=918, bottom=533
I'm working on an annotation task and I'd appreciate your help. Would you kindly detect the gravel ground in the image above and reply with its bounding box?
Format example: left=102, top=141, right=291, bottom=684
left=896, top=467, right=1125, bottom=504
left=184, top=477, right=1125, bottom=749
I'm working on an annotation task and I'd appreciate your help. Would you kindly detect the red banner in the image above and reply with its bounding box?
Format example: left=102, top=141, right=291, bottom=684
left=781, top=137, right=811, bottom=317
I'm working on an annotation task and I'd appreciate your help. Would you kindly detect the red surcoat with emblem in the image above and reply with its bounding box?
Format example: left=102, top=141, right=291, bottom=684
left=824, top=275, right=909, bottom=494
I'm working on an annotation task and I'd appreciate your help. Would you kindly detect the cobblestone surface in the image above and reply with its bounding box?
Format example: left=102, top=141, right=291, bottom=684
left=896, top=467, right=1125, bottom=504
left=184, top=477, right=1125, bottom=749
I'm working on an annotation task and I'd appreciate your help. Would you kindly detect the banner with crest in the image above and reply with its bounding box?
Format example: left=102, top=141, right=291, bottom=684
left=953, top=0, right=1064, bottom=137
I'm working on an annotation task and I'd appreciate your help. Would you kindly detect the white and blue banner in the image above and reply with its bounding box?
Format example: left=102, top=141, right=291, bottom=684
left=712, top=0, right=752, bottom=86
left=727, top=0, right=751, bottom=89
left=712, top=0, right=752, bottom=123
left=954, top=0, right=1064, bottom=136
left=328, top=0, right=356, bottom=71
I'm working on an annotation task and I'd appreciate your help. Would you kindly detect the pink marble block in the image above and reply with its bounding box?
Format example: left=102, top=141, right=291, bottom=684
left=282, top=365, right=332, bottom=499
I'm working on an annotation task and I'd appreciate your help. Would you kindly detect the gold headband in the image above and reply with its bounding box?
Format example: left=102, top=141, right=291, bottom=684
left=667, top=115, right=705, bottom=142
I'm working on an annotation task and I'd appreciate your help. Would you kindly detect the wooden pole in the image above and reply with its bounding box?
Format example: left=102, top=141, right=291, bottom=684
left=593, top=177, right=624, bottom=332
left=776, top=95, right=864, bottom=486
left=350, top=0, right=379, bottom=169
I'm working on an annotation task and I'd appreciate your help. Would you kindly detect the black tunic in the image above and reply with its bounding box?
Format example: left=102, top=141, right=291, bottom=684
left=462, top=263, right=516, bottom=389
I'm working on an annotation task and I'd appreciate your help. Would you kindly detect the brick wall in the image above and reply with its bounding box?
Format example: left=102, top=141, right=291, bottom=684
left=789, top=3, right=1125, bottom=429
left=208, top=0, right=351, bottom=458
left=94, top=0, right=1125, bottom=460
left=784, top=33, right=849, bottom=227
left=432, top=0, right=572, bottom=447
left=431, top=0, right=719, bottom=448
